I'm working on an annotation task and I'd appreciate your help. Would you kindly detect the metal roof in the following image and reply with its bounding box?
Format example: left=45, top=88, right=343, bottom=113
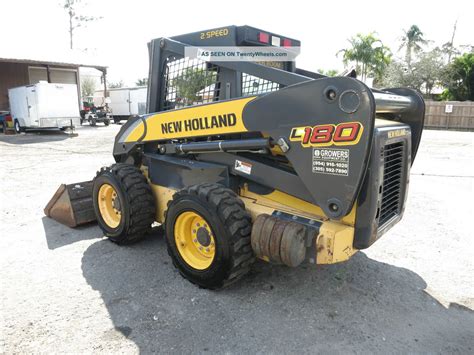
left=0, top=49, right=107, bottom=70
left=106, top=86, right=147, bottom=91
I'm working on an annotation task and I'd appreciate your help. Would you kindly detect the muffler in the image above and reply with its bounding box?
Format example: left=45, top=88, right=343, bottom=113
left=44, top=181, right=96, bottom=227
left=251, top=214, right=312, bottom=267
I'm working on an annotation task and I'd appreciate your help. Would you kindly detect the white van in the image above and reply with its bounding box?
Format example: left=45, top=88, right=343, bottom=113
left=8, top=81, right=81, bottom=132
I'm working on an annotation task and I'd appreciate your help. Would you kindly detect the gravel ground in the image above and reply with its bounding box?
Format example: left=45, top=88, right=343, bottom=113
left=1, top=126, right=473, bottom=354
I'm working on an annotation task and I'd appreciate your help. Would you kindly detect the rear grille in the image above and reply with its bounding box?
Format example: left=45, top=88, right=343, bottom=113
left=379, top=142, right=405, bottom=226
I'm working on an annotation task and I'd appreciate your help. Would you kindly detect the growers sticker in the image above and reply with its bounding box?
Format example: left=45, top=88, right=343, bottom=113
left=312, top=148, right=349, bottom=176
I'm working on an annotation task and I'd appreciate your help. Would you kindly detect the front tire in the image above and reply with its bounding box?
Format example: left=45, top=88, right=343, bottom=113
left=93, top=164, right=156, bottom=244
left=165, top=183, right=254, bottom=289
left=103, top=118, right=110, bottom=126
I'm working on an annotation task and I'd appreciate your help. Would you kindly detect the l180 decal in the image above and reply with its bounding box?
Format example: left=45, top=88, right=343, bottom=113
left=289, top=122, right=363, bottom=147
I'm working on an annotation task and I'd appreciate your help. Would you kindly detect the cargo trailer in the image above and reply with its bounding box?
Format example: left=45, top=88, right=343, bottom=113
left=8, top=81, right=80, bottom=132
left=108, top=86, right=147, bottom=123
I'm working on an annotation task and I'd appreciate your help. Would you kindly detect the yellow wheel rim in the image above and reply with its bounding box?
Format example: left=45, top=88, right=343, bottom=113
left=98, top=183, right=122, bottom=228
left=174, top=211, right=216, bottom=270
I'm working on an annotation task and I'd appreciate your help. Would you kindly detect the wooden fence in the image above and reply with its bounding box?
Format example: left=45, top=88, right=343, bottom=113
left=424, top=100, right=474, bottom=131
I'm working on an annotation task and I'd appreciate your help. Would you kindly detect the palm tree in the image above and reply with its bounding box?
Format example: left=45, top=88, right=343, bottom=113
left=338, top=33, right=391, bottom=83
left=400, top=25, right=427, bottom=68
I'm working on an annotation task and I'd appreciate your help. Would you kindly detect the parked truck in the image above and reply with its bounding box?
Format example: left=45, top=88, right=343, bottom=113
left=108, top=86, right=147, bottom=123
left=8, top=81, right=80, bottom=132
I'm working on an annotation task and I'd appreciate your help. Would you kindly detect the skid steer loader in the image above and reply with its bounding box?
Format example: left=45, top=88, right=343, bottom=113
left=45, top=26, right=424, bottom=289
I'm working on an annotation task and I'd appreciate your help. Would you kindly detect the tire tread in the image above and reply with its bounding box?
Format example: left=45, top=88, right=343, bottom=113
left=94, top=163, right=155, bottom=244
left=165, top=183, right=254, bottom=289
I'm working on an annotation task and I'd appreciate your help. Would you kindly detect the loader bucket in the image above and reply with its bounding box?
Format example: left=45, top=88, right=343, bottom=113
left=44, top=181, right=96, bottom=227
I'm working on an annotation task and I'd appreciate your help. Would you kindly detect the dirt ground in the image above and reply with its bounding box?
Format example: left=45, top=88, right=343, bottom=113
left=1, top=125, right=473, bottom=353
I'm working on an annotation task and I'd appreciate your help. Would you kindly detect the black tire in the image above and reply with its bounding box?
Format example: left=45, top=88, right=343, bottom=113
left=14, top=120, right=22, bottom=134
left=165, top=183, right=254, bottom=289
left=90, top=116, right=97, bottom=126
left=93, top=163, right=156, bottom=244
left=104, top=118, right=110, bottom=126
left=80, top=118, right=84, bottom=125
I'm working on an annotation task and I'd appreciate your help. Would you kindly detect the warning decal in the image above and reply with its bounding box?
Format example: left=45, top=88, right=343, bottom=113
left=235, top=160, right=252, bottom=175
left=312, top=148, right=349, bottom=176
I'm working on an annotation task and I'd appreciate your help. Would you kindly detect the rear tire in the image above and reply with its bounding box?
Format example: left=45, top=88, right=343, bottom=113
left=165, top=183, right=254, bottom=289
left=104, top=118, right=110, bottom=126
left=14, top=120, right=22, bottom=134
left=93, top=164, right=156, bottom=244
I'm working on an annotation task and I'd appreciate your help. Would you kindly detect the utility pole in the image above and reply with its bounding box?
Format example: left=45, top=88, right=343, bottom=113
left=448, top=19, right=458, bottom=63
left=69, top=8, right=74, bottom=49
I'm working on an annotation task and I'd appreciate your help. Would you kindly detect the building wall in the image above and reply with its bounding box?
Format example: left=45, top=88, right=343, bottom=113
left=0, top=61, right=80, bottom=111
left=0, top=62, right=29, bottom=111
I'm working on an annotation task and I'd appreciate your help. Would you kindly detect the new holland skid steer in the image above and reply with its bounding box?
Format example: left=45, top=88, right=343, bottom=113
left=45, top=26, right=425, bottom=289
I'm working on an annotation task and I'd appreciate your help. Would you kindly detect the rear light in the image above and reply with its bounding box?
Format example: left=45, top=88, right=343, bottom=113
left=282, top=39, right=292, bottom=47
left=271, top=36, right=281, bottom=46
left=258, top=32, right=269, bottom=44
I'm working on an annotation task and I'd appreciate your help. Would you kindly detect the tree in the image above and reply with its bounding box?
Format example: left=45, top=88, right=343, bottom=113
left=441, top=42, right=460, bottom=64
left=108, top=80, right=124, bottom=88
left=338, top=33, right=391, bottom=83
left=381, top=49, right=445, bottom=97
left=81, top=77, right=96, bottom=98
left=63, top=0, right=101, bottom=49
left=414, top=49, right=445, bottom=96
left=441, top=52, right=474, bottom=101
left=317, top=69, right=338, bottom=77
left=399, top=25, right=427, bottom=68
left=172, top=68, right=217, bottom=105
left=136, top=78, right=148, bottom=86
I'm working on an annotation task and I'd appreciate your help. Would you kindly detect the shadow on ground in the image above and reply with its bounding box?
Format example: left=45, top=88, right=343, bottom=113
left=0, top=131, right=76, bottom=144
left=76, top=230, right=474, bottom=353
left=42, top=217, right=101, bottom=250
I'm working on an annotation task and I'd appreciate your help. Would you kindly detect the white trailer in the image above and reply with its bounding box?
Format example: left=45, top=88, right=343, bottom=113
left=108, top=86, right=147, bottom=123
left=8, top=81, right=80, bottom=132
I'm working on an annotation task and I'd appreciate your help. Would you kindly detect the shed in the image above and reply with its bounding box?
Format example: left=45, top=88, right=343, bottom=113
left=0, top=53, right=107, bottom=111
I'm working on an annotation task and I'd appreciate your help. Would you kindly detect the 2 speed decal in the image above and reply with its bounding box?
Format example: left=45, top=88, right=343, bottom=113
left=289, top=122, right=363, bottom=147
